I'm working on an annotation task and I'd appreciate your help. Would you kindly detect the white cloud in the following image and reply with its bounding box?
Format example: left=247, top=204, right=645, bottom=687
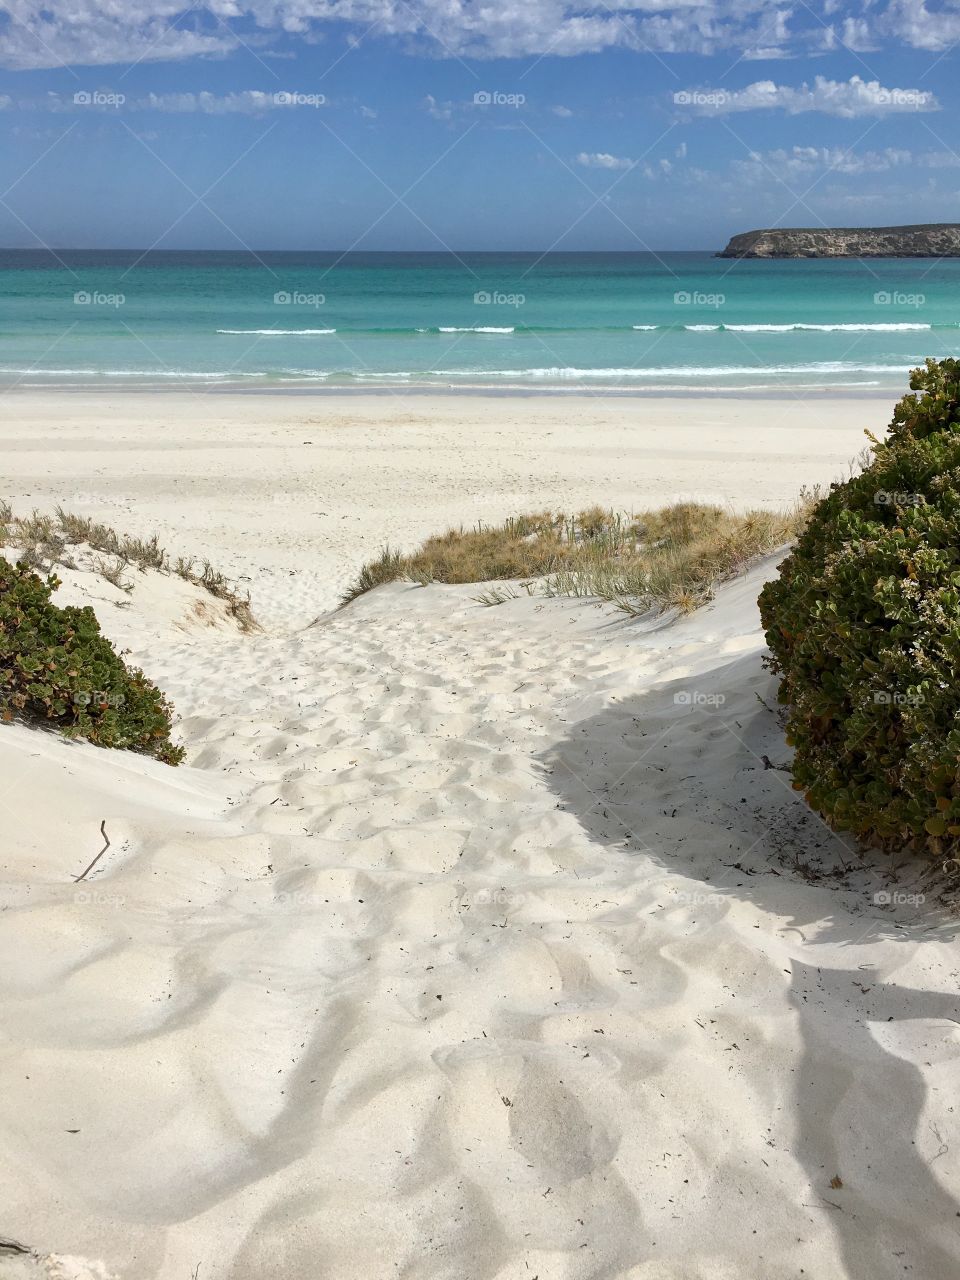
left=639, top=151, right=693, bottom=180
left=675, top=75, right=939, bottom=117
left=881, top=0, right=960, bottom=51
left=919, top=149, right=960, bottom=168
left=140, top=90, right=279, bottom=114
left=733, top=143, right=960, bottom=184
left=839, top=17, right=878, bottom=50
left=742, top=45, right=792, bottom=60
left=422, top=94, right=453, bottom=121
left=0, top=1, right=956, bottom=70
left=0, top=7, right=232, bottom=71
left=7, top=87, right=330, bottom=113
left=0, top=1, right=638, bottom=67
left=735, top=145, right=916, bottom=181
left=576, top=151, right=635, bottom=170
left=552, top=105, right=574, bottom=118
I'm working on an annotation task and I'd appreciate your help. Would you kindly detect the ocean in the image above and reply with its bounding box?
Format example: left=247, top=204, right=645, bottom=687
left=1, top=249, right=957, bottom=392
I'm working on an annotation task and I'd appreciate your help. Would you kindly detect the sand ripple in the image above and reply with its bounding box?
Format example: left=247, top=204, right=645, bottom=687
left=1, top=565, right=958, bottom=1279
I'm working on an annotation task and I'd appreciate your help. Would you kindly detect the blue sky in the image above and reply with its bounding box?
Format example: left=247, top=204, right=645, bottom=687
left=0, top=2, right=957, bottom=250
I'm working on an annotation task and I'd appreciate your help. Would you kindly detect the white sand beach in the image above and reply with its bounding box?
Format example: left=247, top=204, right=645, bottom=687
left=1, top=391, right=881, bottom=623
left=2, top=390, right=958, bottom=1280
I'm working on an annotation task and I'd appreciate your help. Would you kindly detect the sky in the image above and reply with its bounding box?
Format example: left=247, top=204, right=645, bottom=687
left=0, top=1, right=958, bottom=250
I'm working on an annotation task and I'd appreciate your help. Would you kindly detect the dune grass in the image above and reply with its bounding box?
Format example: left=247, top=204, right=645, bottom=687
left=342, top=499, right=817, bottom=616
left=0, top=503, right=258, bottom=631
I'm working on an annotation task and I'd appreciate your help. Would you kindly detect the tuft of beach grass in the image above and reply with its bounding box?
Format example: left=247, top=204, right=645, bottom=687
left=1, top=504, right=258, bottom=631
left=343, top=497, right=819, bottom=617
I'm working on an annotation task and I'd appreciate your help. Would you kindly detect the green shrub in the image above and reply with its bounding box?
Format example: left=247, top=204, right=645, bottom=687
left=0, top=558, right=184, bottom=764
left=759, top=358, right=960, bottom=856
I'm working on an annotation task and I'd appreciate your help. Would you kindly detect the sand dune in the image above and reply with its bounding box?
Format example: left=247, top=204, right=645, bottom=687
left=0, top=389, right=881, bottom=624
left=2, top=539, right=958, bottom=1279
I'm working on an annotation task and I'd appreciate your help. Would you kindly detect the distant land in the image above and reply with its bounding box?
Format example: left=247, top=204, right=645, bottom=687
left=717, top=224, right=960, bottom=258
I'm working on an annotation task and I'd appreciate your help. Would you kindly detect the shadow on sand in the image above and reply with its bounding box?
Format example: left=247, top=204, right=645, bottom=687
left=538, top=649, right=960, bottom=1277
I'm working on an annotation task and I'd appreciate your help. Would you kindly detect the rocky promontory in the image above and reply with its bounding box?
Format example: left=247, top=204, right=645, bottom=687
left=717, top=224, right=960, bottom=258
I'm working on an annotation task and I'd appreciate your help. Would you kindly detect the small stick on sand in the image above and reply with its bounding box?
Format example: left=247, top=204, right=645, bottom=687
left=75, top=820, right=111, bottom=883
left=0, top=1237, right=32, bottom=1254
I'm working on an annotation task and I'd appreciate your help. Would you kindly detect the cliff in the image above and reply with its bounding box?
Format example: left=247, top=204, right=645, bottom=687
left=717, top=224, right=960, bottom=258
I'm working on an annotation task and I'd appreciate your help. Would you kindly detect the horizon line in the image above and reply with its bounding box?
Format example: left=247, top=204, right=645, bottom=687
left=0, top=246, right=719, bottom=255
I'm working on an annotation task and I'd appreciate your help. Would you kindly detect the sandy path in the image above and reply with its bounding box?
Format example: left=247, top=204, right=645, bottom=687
left=1, top=552, right=957, bottom=1280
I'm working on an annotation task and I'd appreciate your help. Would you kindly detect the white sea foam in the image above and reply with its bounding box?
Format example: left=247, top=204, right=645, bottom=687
left=104, top=369, right=269, bottom=378
left=725, top=322, right=933, bottom=333
left=437, top=326, right=515, bottom=334
left=0, top=368, right=269, bottom=379
left=0, top=360, right=917, bottom=387
left=392, top=362, right=917, bottom=380
left=216, top=328, right=337, bottom=335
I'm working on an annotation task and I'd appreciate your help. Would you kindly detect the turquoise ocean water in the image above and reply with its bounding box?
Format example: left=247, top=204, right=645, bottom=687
left=1, top=250, right=958, bottom=391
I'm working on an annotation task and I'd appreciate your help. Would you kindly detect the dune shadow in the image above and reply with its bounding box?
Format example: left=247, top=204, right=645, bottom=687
left=538, top=649, right=960, bottom=1276
left=788, top=959, right=960, bottom=1277
left=538, top=649, right=958, bottom=943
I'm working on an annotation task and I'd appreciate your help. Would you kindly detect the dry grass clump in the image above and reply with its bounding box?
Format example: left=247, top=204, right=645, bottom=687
left=1, top=504, right=258, bottom=631
left=343, top=498, right=816, bottom=616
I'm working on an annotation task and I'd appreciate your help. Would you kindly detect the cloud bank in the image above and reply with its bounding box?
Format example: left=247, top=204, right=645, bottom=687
left=674, top=75, right=939, bottom=117
left=2, top=0, right=960, bottom=69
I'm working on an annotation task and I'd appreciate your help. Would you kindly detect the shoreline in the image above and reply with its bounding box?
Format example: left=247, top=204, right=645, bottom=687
left=0, top=382, right=902, bottom=398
